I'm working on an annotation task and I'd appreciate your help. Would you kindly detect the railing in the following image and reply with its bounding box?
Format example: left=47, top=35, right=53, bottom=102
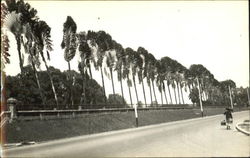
left=1, top=105, right=248, bottom=122
left=2, top=106, right=195, bottom=118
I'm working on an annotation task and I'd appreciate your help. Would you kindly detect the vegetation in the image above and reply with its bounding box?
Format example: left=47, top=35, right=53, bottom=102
left=6, top=66, right=108, bottom=110
left=1, top=0, right=249, bottom=110
left=5, top=107, right=248, bottom=143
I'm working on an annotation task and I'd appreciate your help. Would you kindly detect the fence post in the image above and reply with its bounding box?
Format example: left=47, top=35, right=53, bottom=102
left=7, top=98, right=18, bottom=122
left=40, top=113, right=43, bottom=120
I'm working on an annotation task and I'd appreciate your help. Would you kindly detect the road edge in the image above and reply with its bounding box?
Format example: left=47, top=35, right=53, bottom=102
left=235, top=123, right=250, bottom=136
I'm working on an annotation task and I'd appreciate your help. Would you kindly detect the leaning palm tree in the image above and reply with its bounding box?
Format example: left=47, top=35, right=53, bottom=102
left=125, top=48, right=140, bottom=105
left=156, top=60, right=165, bottom=105
left=5, top=0, right=39, bottom=74
left=147, top=53, right=158, bottom=106
left=61, top=16, right=77, bottom=107
left=4, top=11, right=24, bottom=73
left=20, top=23, right=46, bottom=106
left=105, top=50, right=117, bottom=96
left=113, top=40, right=126, bottom=105
left=87, top=31, right=114, bottom=105
left=77, top=31, right=92, bottom=105
left=122, top=49, right=133, bottom=106
left=131, top=49, right=142, bottom=106
left=137, top=47, right=148, bottom=106
left=32, top=20, right=59, bottom=108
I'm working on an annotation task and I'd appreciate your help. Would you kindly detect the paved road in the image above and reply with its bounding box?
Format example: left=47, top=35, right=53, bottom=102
left=3, top=111, right=250, bottom=157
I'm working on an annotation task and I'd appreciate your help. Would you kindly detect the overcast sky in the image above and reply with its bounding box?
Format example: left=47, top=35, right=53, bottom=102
left=4, top=1, right=249, bottom=103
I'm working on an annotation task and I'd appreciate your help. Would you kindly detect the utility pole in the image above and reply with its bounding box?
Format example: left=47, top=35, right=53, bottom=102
left=134, top=104, right=139, bottom=127
left=247, top=87, right=250, bottom=106
left=228, top=85, right=233, bottom=109
left=196, top=78, right=203, bottom=117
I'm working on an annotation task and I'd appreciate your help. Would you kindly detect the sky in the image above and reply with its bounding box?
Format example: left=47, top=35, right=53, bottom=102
left=4, top=1, right=249, bottom=104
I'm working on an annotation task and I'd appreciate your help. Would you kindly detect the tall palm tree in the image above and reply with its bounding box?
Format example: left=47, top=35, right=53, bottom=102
left=132, top=50, right=142, bottom=105
left=77, top=31, right=92, bottom=105
left=156, top=60, right=164, bottom=105
left=20, top=23, right=46, bottom=106
left=147, top=53, right=158, bottom=106
left=113, top=41, right=126, bottom=105
left=5, top=0, right=39, bottom=74
left=125, top=48, right=139, bottom=105
left=160, top=57, right=175, bottom=104
left=87, top=31, right=114, bottom=105
left=105, top=50, right=117, bottom=96
left=137, top=47, right=148, bottom=107
left=122, top=49, right=133, bottom=106
left=32, top=20, right=59, bottom=108
left=61, top=16, right=77, bottom=107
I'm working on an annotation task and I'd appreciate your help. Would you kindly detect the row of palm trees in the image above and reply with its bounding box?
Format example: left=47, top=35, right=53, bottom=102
left=60, top=15, right=232, bottom=107
left=2, top=0, right=238, bottom=109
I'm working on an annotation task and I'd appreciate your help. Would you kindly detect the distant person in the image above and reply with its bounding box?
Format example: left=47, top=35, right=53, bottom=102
left=223, top=108, right=233, bottom=130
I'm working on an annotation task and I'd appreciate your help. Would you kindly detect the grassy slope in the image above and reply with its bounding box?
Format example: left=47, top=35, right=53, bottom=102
left=4, top=107, right=247, bottom=143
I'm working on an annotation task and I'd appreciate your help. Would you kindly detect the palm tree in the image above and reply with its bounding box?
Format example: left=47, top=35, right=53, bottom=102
left=125, top=48, right=139, bottom=105
left=189, top=64, right=214, bottom=104
left=61, top=16, right=77, bottom=107
left=87, top=31, right=114, bottom=105
left=160, top=57, right=175, bottom=104
left=20, top=23, right=46, bottom=106
left=147, top=53, right=158, bottom=106
left=32, top=20, right=59, bottom=108
left=5, top=0, right=39, bottom=74
left=137, top=47, right=148, bottom=107
left=132, top=50, right=142, bottom=106
left=105, top=50, right=117, bottom=96
left=156, top=60, right=164, bottom=105
left=77, top=31, right=92, bottom=105
left=113, top=41, right=126, bottom=105
left=122, top=49, right=133, bottom=106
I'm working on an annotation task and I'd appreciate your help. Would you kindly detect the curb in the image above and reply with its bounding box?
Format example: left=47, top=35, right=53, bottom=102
left=235, top=123, right=250, bottom=136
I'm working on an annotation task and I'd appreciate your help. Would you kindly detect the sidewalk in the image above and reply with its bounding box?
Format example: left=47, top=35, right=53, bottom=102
left=236, top=120, right=250, bottom=136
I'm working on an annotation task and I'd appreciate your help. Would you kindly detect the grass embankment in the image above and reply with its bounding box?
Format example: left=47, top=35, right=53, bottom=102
left=4, top=107, right=248, bottom=143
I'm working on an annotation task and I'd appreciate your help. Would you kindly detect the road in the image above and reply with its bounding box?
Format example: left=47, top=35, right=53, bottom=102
left=2, top=110, right=250, bottom=157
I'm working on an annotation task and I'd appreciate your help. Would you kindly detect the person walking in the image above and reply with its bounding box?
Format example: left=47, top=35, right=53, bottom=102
left=224, top=108, right=233, bottom=130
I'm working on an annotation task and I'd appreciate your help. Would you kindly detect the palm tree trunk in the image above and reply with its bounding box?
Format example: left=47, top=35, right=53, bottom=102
left=180, top=85, right=185, bottom=104
left=172, top=83, right=178, bottom=104
left=127, top=74, right=133, bottom=106
left=80, top=70, right=86, bottom=106
left=88, top=64, right=92, bottom=79
left=147, top=77, right=153, bottom=106
left=110, top=67, right=115, bottom=95
left=176, top=81, right=181, bottom=104
left=68, top=61, right=74, bottom=107
left=31, top=58, right=46, bottom=108
left=152, top=79, right=158, bottom=106
left=41, top=55, right=59, bottom=109
left=141, top=77, right=147, bottom=107
left=163, top=81, right=168, bottom=104
left=118, top=70, right=125, bottom=105
left=133, top=76, right=139, bottom=105
left=167, top=81, right=173, bottom=104
left=87, top=64, right=95, bottom=104
left=100, top=66, right=107, bottom=105
left=160, top=85, right=163, bottom=106
left=188, top=84, right=191, bottom=94
left=16, top=36, right=24, bottom=74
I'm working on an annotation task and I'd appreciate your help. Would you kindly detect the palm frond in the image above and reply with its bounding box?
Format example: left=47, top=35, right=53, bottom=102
left=3, top=11, right=23, bottom=35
